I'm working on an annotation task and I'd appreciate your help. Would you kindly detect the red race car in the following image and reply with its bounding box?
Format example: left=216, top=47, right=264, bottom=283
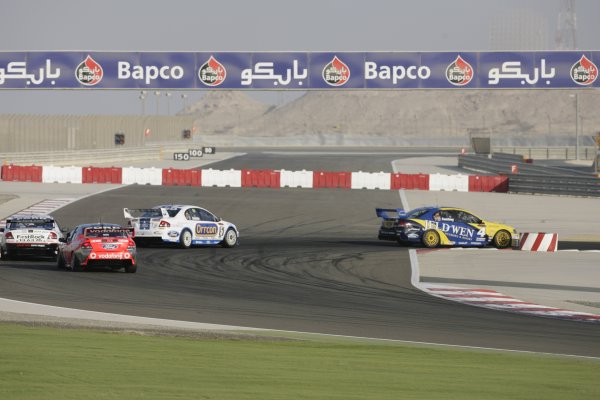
left=57, top=223, right=137, bottom=273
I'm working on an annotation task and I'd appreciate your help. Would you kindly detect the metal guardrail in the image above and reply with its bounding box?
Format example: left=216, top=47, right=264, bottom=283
left=459, top=154, right=600, bottom=197
left=493, top=146, right=596, bottom=160
left=507, top=173, right=600, bottom=197
left=490, top=152, right=524, bottom=162
left=458, top=154, right=591, bottom=177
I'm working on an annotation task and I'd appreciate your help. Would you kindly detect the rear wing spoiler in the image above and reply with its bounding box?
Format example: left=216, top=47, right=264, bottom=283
left=84, top=227, right=135, bottom=236
left=123, top=208, right=168, bottom=219
left=375, top=208, right=406, bottom=219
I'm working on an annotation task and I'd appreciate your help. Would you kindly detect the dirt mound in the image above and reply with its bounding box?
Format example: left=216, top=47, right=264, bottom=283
left=181, top=91, right=270, bottom=134
left=183, top=90, right=600, bottom=143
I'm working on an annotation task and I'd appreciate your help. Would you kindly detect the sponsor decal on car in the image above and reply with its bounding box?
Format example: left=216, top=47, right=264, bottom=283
left=96, top=252, right=125, bottom=260
left=75, top=55, right=103, bottom=86
left=195, top=223, right=218, bottom=237
left=16, top=234, right=46, bottom=242
left=424, top=220, right=485, bottom=241
left=168, top=230, right=179, bottom=238
left=102, top=243, right=119, bottom=250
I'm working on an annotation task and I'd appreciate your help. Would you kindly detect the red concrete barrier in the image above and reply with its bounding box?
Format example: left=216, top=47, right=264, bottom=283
left=468, top=175, right=509, bottom=192
left=82, top=167, right=123, bottom=184
left=313, top=171, right=351, bottom=188
left=241, top=169, right=280, bottom=188
left=390, top=173, right=429, bottom=190
left=1, top=164, right=42, bottom=182
left=162, top=168, right=201, bottom=186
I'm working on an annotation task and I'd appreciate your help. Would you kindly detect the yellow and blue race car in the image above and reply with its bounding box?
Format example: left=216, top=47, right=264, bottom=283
left=376, top=206, right=519, bottom=248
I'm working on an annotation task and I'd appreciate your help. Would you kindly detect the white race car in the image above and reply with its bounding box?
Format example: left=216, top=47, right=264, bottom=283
left=0, top=214, right=62, bottom=260
left=123, top=205, right=239, bottom=248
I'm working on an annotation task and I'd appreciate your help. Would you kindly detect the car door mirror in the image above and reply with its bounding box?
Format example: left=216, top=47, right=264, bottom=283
left=216, top=217, right=222, bottom=222
left=59, top=237, right=67, bottom=243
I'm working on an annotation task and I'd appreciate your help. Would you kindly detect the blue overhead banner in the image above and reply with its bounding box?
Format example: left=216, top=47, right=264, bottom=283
left=0, top=51, right=598, bottom=89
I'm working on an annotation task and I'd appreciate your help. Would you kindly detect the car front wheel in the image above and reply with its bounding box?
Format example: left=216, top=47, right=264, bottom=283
left=56, top=253, right=66, bottom=269
left=222, top=229, right=238, bottom=248
left=492, top=230, right=512, bottom=249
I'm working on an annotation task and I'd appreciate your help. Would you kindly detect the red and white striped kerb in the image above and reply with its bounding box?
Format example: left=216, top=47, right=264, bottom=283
left=519, top=233, right=558, bottom=252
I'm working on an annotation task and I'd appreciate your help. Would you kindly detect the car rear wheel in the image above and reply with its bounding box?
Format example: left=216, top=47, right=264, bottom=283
left=222, top=229, right=238, bottom=248
left=421, top=230, right=440, bottom=248
left=179, top=229, right=192, bottom=249
left=71, top=257, right=82, bottom=272
left=125, top=263, right=137, bottom=273
left=492, top=230, right=512, bottom=249
left=0, top=247, right=10, bottom=260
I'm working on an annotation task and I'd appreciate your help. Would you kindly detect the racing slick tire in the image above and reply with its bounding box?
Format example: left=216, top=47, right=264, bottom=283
left=124, top=263, right=137, bottom=274
left=56, top=253, right=66, bottom=269
left=492, top=230, right=512, bottom=249
left=0, top=247, right=10, bottom=260
left=222, top=229, right=238, bottom=248
left=421, top=230, right=440, bottom=248
left=71, top=257, right=82, bottom=272
left=179, top=229, right=193, bottom=249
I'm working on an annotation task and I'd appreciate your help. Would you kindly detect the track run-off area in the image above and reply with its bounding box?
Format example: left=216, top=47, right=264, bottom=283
left=0, top=150, right=599, bottom=358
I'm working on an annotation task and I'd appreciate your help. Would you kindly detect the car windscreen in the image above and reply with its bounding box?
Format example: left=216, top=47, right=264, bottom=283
left=84, top=228, right=130, bottom=238
left=7, top=219, right=54, bottom=230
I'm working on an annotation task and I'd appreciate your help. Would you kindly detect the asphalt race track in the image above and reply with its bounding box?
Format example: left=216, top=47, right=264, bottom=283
left=1, top=152, right=599, bottom=357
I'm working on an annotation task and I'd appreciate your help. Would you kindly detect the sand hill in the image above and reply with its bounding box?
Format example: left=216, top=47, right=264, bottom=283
left=182, top=90, right=600, bottom=145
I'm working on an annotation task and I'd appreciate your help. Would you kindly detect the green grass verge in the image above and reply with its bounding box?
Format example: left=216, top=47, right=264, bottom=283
left=0, top=324, right=598, bottom=400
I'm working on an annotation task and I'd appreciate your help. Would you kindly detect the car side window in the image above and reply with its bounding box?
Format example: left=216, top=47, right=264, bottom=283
left=440, top=210, right=455, bottom=221
left=184, top=208, right=201, bottom=221
left=461, top=212, right=481, bottom=224
left=185, top=209, right=198, bottom=221
left=199, top=209, right=215, bottom=222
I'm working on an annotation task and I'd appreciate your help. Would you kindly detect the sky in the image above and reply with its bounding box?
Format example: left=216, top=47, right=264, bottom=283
left=1, top=0, right=599, bottom=115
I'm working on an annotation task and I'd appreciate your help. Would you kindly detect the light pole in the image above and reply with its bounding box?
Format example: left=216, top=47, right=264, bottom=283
left=181, top=94, right=188, bottom=114
left=165, top=92, right=172, bottom=115
left=569, top=93, right=579, bottom=160
left=139, top=91, right=146, bottom=115
left=154, top=91, right=161, bottom=115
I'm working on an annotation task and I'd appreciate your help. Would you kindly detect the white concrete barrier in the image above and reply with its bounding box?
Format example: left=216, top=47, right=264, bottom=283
left=201, top=169, right=242, bottom=187
left=42, top=166, right=83, bottom=184
left=122, top=167, right=162, bottom=185
left=519, top=233, right=558, bottom=252
left=429, top=173, right=469, bottom=192
left=280, top=170, right=313, bottom=188
left=351, top=171, right=391, bottom=190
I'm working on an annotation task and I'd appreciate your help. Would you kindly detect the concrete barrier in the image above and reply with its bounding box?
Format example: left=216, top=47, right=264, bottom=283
left=519, top=233, right=558, bottom=252
left=122, top=167, right=163, bottom=185
left=42, top=166, right=83, bottom=184
left=429, top=173, right=469, bottom=192
left=201, top=169, right=242, bottom=187
left=280, top=170, right=313, bottom=188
